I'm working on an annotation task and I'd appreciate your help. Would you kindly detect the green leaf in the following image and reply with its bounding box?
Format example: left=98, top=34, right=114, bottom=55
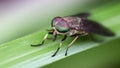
left=0, top=1, right=120, bottom=68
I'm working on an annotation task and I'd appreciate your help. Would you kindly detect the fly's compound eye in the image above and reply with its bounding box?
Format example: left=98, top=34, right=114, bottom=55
left=52, top=17, right=69, bottom=33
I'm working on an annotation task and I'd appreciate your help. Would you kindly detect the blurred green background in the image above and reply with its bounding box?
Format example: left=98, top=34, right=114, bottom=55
left=0, top=0, right=120, bottom=68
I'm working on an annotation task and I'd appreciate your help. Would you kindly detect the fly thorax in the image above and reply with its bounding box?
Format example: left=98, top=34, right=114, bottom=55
left=65, top=17, right=81, bottom=29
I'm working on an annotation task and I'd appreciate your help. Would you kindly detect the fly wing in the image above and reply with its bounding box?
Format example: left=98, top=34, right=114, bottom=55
left=81, top=19, right=115, bottom=36
left=70, top=13, right=90, bottom=18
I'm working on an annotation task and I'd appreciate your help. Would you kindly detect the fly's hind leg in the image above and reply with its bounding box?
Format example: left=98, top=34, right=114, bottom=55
left=65, top=36, right=78, bottom=56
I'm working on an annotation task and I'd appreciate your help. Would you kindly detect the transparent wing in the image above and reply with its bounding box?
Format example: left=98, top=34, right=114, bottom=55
left=81, top=19, right=115, bottom=36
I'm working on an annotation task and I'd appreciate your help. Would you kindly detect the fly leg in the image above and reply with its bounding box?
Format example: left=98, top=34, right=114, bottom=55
left=65, top=36, right=78, bottom=56
left=52, top=35, right=67, bottom=57
left=31, top=33, right=49, bottom=46
left=31, top=30, right=53, bottom=47
left=52, top=31, right=57, bottom=41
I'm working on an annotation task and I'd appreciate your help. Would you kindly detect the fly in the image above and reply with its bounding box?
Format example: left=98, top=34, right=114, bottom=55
left=31, top=13, right=115, bottom=57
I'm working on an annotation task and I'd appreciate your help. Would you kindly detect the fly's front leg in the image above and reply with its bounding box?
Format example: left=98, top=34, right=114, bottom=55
left=52, top=35, right=67, bottom=57
left=31, top=33, right=49, bottom=47
left=65, top=36, right=78, bottom=56
left=31, top=29, right=53, bottom=47
left=52, top=31, right=57, bottom=41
